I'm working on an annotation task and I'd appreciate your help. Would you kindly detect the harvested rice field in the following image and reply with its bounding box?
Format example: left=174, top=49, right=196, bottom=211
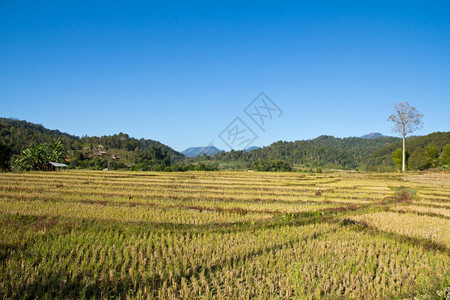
left=0, top=170, right=449, bottom=299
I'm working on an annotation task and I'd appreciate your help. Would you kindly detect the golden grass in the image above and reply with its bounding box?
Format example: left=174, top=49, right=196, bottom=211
left=392, top=204, right=450, bottom=218
left=0, top=170, right=448, bottom=299
left=351, top=211, right=450, bottom=247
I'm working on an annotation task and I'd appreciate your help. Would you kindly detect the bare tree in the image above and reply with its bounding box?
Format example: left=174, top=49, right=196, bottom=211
left=388, top=102, right=423, bottom=172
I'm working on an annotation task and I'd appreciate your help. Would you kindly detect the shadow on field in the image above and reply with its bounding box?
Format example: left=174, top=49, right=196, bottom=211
left=0, top=243, right=21, bottom=263
left=4, top=205, right=448, bottom=298
left=9, top=228, right=328, bottom=299
left=341, top=219, right=450, bottom=255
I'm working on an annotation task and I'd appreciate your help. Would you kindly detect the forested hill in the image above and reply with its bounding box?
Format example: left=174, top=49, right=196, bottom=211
left=0, top=117, right=184, bottom=159
left=0, top=118, right=77, bottom=152
left=361, top=132, right=450, bottom=171
left=209, top=133, right=450, bottom=170
left=2, top=118, right=448, bottom=171
left=211, top=135, right=401, bottom=169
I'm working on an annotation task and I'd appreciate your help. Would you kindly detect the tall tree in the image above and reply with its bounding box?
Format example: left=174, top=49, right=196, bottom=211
left=425, top=144, right=439, bottom=168
left=387, top=102, right=423, bottom=172
left=409, top=147, right=428, bottom=171
left=442, top=144, right=450, bottom=166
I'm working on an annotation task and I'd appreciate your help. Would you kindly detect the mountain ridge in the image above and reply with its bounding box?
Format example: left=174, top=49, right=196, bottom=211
left=0, top=117, right=184, bottom=159
left=2, top=117, right=448, bottom=171
left=361, top=132, right=385, bottom=139
left=182, top=146, right=221, bottom=157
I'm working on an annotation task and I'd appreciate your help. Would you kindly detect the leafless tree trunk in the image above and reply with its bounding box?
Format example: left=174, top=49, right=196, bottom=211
left=402, top=135, right=406, bottom=172
left=388, top=102, right=423, bottom=173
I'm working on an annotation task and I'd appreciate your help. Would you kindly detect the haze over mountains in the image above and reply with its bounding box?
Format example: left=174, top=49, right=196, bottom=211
left=360, top=133, right=385, bottom=139
left=182, top=146, right=221, bottom=157
left=182, top=146, right=260, bottom=157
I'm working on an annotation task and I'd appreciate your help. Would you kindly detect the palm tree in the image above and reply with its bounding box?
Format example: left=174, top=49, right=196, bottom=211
left=48, top=140, right=68, bottom=162
left=15, top=144, right=47, bottom=170
left=14, top=141, right=67, bottom=171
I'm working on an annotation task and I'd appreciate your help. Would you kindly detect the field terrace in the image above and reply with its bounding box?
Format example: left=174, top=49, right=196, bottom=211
left=0, top=170, right=448, bottom=299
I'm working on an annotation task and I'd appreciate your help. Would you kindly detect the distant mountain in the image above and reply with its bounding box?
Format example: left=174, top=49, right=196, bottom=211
left=182, top=146, right=221, bottom=157
left=361, top=133, right=384, bottom=139
left=246, top=146, right=259, bottom=152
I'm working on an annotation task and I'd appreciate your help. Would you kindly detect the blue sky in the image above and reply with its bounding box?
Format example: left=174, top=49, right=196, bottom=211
left=1, top=1, right=449, bottom=152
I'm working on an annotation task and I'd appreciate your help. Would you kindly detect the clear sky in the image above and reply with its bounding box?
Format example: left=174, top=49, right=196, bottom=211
left=1, top=1, right=449, bottom=152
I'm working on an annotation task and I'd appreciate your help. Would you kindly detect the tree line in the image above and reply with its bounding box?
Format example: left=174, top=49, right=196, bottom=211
left=1, top=117, right=449, bottom=172
left=392, top=144, right=450, bottom=171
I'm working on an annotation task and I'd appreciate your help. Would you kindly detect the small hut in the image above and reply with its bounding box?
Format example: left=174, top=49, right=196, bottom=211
left=42, top=162, right=68, bottom=171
